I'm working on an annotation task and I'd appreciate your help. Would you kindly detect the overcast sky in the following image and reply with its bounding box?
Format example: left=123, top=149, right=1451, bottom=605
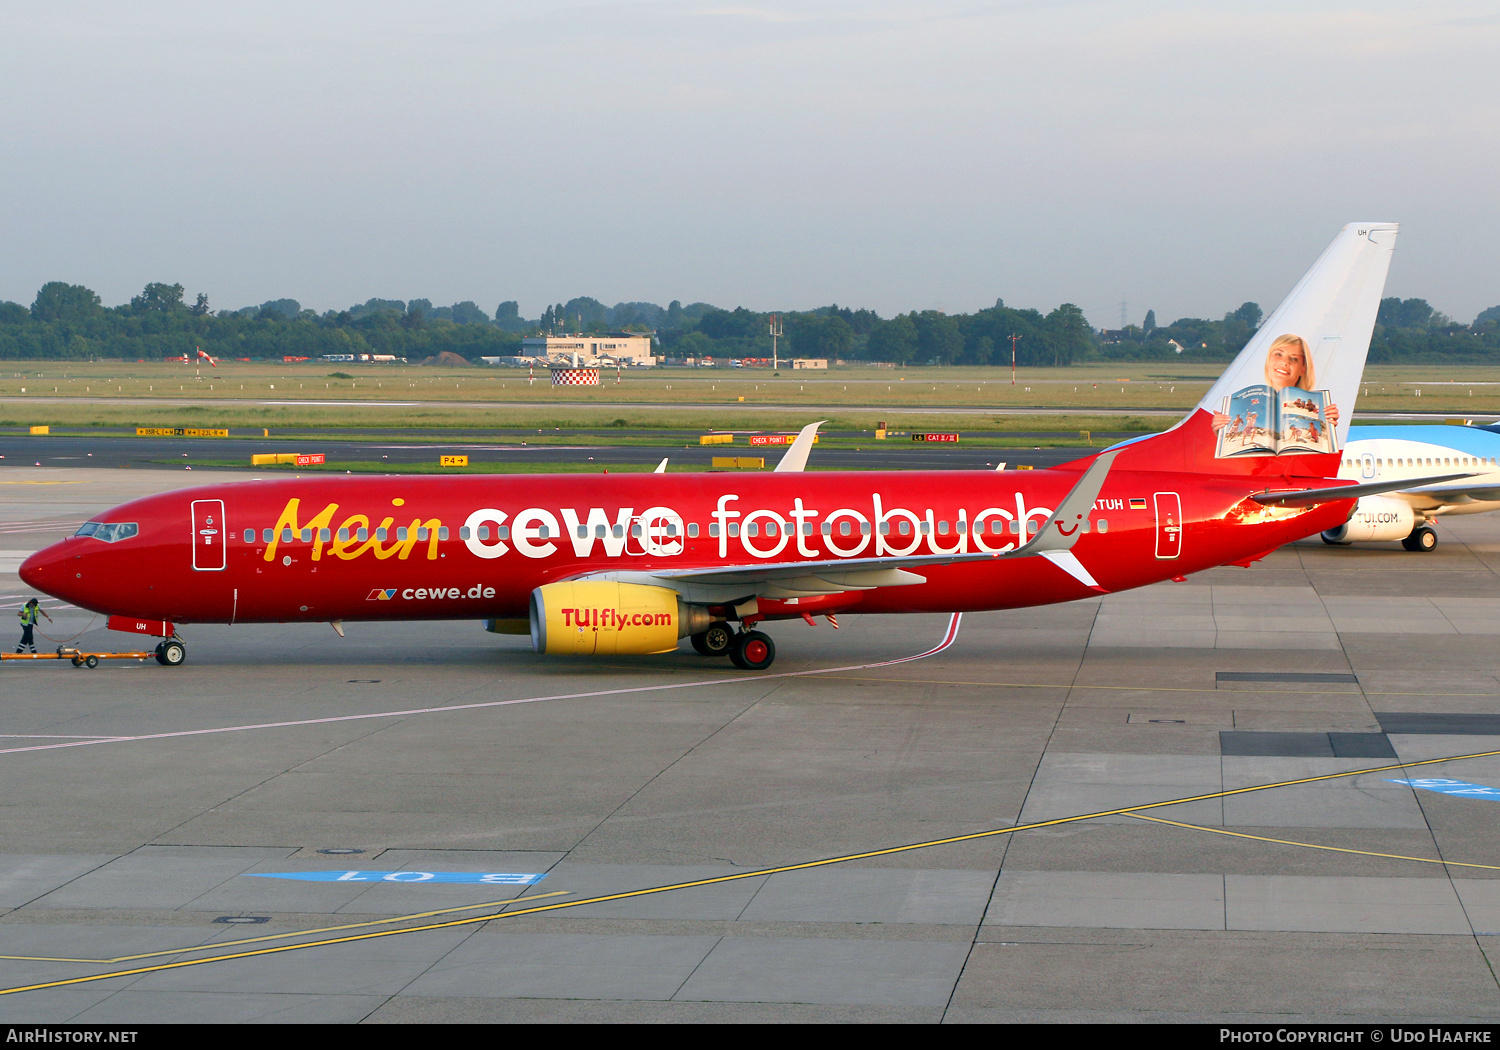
left=2, top=1, right=1497, bottom=327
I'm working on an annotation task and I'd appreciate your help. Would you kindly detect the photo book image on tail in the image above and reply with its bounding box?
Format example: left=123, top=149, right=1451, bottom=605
left=1215, top=384, right=1335, bottom=458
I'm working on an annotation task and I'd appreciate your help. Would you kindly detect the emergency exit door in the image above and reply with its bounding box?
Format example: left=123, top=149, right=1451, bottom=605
left=191, top=499, right=226, bottom=570
left=1154, top=491, right=1182, bottom=560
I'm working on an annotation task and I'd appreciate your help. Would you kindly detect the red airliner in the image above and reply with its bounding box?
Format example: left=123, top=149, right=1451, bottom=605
left=20, top=224, right=1435, bottom=670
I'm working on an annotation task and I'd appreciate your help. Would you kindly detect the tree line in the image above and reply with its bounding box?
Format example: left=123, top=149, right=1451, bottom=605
left=1, top=281, right=1496, bottom=366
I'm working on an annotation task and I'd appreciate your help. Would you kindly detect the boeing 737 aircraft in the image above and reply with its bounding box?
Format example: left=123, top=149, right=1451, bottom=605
left=21, top=223, right=1449, bottom=670
left=1319, top=424, right=1500, bottom=550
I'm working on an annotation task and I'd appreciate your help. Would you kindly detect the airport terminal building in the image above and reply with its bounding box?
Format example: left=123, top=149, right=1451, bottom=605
left=520, top=333, right=656, bottom=366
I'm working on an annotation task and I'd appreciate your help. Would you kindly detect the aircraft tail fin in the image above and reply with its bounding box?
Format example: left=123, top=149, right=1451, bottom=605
left=1105, top=223, right=1397, bottom=478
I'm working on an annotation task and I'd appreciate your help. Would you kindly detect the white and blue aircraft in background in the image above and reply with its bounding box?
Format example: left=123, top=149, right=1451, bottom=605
left=1320, top=424, right=1500, bottom=551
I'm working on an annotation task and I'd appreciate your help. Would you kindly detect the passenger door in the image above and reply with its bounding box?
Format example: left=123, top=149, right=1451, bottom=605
left=1154, top=492, right=1182, bottom=560
left=191, top=499, right=226, bottom=571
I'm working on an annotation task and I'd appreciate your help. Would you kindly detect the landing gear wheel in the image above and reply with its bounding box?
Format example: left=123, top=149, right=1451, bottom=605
left=84, top=655, right=98, bottom=668
left=729, top=630, right=776, bottom=671
left=691, top=621, right=734, bottom=657
left=158, top=640, right=186, bottom=667
left=1402, top=526, right=1437, bottom=552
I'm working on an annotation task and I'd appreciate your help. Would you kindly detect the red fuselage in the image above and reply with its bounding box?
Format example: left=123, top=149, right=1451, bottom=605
left=19, top=416, right=1353, bottom=630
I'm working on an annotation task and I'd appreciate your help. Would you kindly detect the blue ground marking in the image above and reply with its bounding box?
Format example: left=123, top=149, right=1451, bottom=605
left=1387, top=777, right=1500, bottom=800
left=244, top=870, right=546, bottom=884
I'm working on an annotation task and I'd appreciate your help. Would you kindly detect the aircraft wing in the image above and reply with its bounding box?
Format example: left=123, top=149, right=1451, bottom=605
left=581, top=449, right=1122, bottom=600
left=773, top=420, right=826, bottom=473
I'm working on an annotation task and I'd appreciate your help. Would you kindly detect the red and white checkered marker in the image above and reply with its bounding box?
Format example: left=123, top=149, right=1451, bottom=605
left=550, top=367, right=600, bottom=386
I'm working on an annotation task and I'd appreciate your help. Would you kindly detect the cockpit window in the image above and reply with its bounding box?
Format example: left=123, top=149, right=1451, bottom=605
left=75, top=521, right=139, bottom=543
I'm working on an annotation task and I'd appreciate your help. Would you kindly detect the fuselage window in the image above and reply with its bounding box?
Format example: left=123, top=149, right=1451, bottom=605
left=320, top=528, right=331, bottom=542
left=397, top=527, right=408, bottom=541
left=476, top=526, right=489, bottom=540
left=629, top=523, right=641, bottom=538
left=438, top=526, right=449, bottom=540
left=263, top=528, right=274, bottom=543
left=1009, top=520, right=1021, bottom=535
left=357, top=527, right=368, bottom=541
left=898, top=521, right=911, bottom=536
left=860, top=521, right=871, bottom=535
left=416, top=527, right=429, bottom=541
left=709, top=523, right=720, bottom=537
left=243, top=529, right=254, bottom=542
left=687, top=523, right=699, bottom=538
left=746, top=522, right=759, bottom=537
left=338, top=528, right=350, bottom=541
left=729, top=523, right=740, bottom=537
left=496, top=526, right=510, bottom=540
left=300, top=528, right=312, bottom=542
left=594, top=525, right=606, bottom=538
left=460, top=526, right=471, bottom=540
left=282, top=528, right=294, bottom=543
left=376, top=527, right=387, bottom=541
left=1098, top=519, right=1109, bottom=533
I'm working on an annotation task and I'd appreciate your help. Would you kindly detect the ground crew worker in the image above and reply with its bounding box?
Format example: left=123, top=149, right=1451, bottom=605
left=16, top=598, right=50, bottom=654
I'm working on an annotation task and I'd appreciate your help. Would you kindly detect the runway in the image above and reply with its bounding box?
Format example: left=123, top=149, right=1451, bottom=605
left=2, top=467, right=1500, bottom=1022
left=0, top=430, right=1090, bottom=473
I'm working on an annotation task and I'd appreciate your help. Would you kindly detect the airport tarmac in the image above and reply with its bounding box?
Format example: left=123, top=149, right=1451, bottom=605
left=0, top=430, right=1086, bottom=473
left=3, top=467, right=1500, bottom=1022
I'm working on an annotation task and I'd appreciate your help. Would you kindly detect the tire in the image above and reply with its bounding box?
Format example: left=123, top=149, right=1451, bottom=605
left=1402, top=526, right=1437, bottom=552
left=691, top=621, right=734, bottom=657
left=729, top=630, right=776, bottom=671
left=159, top=640, right=186, bottom=667
left=84, top=655, right=99, bottom=668
left=70, top=656, right=82, bottom=667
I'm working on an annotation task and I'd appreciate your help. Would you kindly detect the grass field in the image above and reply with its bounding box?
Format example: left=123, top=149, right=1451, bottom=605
left=2, top=361, right=1497, bottom=433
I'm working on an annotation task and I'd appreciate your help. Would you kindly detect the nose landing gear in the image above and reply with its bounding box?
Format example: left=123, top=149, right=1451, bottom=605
left=155, top=639, right=186, bottom=666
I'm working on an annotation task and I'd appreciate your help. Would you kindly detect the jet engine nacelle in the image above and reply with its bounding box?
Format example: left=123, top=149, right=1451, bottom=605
left=529, top=581, right=712, bottom=655
left=1321, top=495, right=1415, bottom=544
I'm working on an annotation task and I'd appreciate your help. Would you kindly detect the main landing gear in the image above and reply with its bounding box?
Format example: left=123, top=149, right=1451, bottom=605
left=155, top=638, right=186, bottom=666
left=1402, top=525, right=1438, bottom=552
left=729, top=630, right=776, bottom=672
left=689, top=620, right=777, bottom=671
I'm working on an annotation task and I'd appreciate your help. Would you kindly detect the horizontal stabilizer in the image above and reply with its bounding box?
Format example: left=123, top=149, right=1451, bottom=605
left=1252, top=472, right=1474, bottom=506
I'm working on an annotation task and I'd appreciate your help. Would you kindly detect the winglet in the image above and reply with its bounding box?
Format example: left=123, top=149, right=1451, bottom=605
left=774, top=420, right=826, bottom=473
left=653, top=458, right=669, bottom=474
left=1017, top=450, right=1120, bottom=555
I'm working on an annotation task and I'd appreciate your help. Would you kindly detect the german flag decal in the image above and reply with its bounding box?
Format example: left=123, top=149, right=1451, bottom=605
left=1129, top=498, right=1148, bottom=510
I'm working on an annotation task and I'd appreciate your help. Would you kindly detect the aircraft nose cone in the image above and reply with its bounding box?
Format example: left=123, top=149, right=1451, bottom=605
left=19, top=542, right=70, bottom=595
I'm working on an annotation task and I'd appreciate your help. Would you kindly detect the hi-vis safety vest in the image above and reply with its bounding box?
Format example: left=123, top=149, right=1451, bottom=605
left=19, top=605, right=38, bottom=626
